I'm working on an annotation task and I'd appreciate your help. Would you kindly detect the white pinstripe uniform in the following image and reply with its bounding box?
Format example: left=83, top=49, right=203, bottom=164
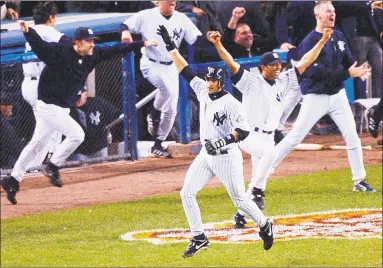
left=123, top=7, right=201, bottom=141
left=180, top=76, right=267, bottom=236
left=237, top=66, right=300, bottom=197
left=21, top=24, right=63, bottom=167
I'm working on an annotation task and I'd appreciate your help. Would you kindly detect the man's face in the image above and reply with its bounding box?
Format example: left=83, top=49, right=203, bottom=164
left=159, top=1, right=176, bottom=16
left=316, top=2, right=336, bottom=28
left=206, top=78, right=221, bottom=94
left=262, top=62, right=282, bottom=80
left=234, top=24, right=253, bottom=49
left=76, top=39, right=95, bottom=56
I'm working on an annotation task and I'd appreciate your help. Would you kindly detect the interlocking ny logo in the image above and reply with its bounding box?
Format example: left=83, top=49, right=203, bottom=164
left=213, top=112, right=227, bottom=126
left=89, top=111, right=101, bottom=125
left=173, top=28, right=183, bottom=40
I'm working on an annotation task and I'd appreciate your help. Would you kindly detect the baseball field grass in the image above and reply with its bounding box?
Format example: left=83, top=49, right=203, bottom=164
left=1, top=164, right=382, bottom=267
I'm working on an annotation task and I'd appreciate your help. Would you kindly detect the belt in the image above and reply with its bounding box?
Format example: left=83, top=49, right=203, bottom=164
left=25, top=76, right=38, bottom=80
left=254, top=127, right=273, bottom=135
left=148, top=58, right=173, bottom=65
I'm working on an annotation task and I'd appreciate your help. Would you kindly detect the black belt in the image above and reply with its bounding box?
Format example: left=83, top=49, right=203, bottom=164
left=148, top=58, right=173, bottom=65
left=254, top=127, right=273, bottom=135
left=31, top=77, right=37, bottom=80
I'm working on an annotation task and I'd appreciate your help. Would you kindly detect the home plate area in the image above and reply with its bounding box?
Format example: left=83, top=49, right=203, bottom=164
left=120, top=208, right=382, bottom=244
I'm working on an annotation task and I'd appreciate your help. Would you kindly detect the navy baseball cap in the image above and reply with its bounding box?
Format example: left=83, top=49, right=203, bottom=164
left=74, top=27, right=99, bottom=41
left=260, top=52, right=281, bottom=66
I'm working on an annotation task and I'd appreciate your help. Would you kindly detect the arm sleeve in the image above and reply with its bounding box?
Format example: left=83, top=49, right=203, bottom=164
left=23, top=28, right=61, bottom=65
left=58, top=35, right=73, bottom=45
left=279, top=67, right=300, bottom=98
left=228, top=101, right=250, bottom=133
left=189, top=76, right=208, bottom=101
left=182, top=14, right=202, bottom=45
left=180, top=65, right=197, bottom=83
left=122, top=12, right=143, bottom=34
left=95, top=41, right=145, bottom=62
left=231, top=67, right=255, bottom=94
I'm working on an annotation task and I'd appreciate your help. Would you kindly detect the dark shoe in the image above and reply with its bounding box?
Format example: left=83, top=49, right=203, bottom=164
left=353, top=180, right=376, bottom=192
left=182, top=235, right=210, bottom=258
left=1, top=176, right=19, bottom=205
left=147, top=108, right=161, bottom=137
left=42, top=152, right=53, bottom=165
left=274, top=129, right=285, bottom=145
left=151, top=145, right=172, bottom=158
left=366, top=107, right=379, bottom=138
left=42, top=162, right=62, bottom=187
left=259, top=218, right=274, bottom=250
left=233, top=212, right=247, bottom=229
left=251, top=187, right=265, bottom=210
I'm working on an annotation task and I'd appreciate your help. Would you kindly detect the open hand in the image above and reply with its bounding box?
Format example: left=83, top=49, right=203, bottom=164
left=280, top=42, right=296, bottom=52
left=348, top=62, right=371, bottom=79
left=157, top=25, right=176, bottom=51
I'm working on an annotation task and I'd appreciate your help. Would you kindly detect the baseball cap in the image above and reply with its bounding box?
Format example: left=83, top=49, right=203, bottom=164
left=260, top=52, right=281, bottom=66
left=74, top=27, right=99, bottom=41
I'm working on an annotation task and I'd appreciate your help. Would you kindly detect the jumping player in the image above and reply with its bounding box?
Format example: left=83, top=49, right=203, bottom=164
left=120, top=1, right=201, bottom=157
left=0, top=21, right=158, bottom=205
left=157, top=25, right=274, bottom=258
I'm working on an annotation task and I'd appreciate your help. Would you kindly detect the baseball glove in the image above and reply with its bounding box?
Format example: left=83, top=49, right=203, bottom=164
left=156, top=25, right=176, bottom=51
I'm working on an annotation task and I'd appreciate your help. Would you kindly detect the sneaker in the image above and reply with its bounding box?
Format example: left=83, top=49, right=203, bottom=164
left=151, top=145, right=172, bottom=158
left=251, top=187, right=265, bottom=210
left=259, top=218, right=274, bottom=250
left=233, top=212, right=247, bottom=229
left=0, top=176, right=19, bottom=205
left=353, top=180, right=376, bottom=192
left=182, top=236, right=210, bottom=258
left=366, top=108, right=379, bottom=138
left=274, top=129, right=285, bottom=145
left=42, top=162, right=62, bottom=187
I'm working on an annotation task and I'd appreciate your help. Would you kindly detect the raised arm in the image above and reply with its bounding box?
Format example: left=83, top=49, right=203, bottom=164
left=207, top=31, right=240, bottom=74
left=295, top=28, right=332, bottom=75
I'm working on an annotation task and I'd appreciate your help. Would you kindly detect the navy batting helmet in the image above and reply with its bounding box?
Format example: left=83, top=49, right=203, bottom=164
left=204, top=65, right=224, bottom=87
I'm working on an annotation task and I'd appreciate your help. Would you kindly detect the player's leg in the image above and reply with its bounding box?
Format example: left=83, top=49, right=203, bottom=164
left=329, top=89, right=375, bottom=192
left=366, top=37, right=382, bottom=98
left=180, top=152, right=213, bottom=257
left=215, top=149, right=273, bottom=250
left=367, top=98, right=382, bottom=138
left=37, top=101, right=84, bottom=187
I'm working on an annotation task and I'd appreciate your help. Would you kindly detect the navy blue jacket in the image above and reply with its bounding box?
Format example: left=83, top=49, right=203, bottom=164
left=24, top=28, right=144, bottom=108
left=299, top=29, right=354, bottom=95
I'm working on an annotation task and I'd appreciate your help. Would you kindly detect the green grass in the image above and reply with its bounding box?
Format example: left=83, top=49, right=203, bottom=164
left=1, top=165, right=382, bottom=267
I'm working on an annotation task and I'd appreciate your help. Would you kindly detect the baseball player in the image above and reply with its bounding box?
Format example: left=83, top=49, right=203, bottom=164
left=120, top=1, right=202, bottom=157
left=207, top=25, right=334, bottom=227
left=157, top=25, right=274, bottom=258
left=251, top=1, right=376, bottom=197
left=0, top=20, right=158, bottom=205
left=367, top=98, right=382, bottom=138
left=22, top=2, right=69, bottom=168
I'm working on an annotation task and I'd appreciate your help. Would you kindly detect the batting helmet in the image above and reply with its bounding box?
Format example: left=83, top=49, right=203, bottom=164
left=204, top=65, right=224, bottom=87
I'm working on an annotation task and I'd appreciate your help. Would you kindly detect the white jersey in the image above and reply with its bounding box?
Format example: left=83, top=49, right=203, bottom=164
left=123, top=7, right=202, bottom=62
left=233, top=67, right=299, bottom=131
left=22, top=24, right=64, bottom=77
left=189, top=77, right=249, bottom=149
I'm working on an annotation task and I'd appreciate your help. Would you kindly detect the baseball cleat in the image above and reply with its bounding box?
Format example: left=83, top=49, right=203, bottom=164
left=151, top=145, right=172, bottom=158
left=182, top=236, right=210, bottom=258
left=274, top=129, right=285, bottom=145
left=366, top=107, right=379, bottom=138
left=233, top=212, right=247, bottom=229
left=259, top=218, right=274, bottom=250
left=1, top=176, right=19, bottom=205
left=42, top=162, right=63, bottom=187
left=353, top=180, right=376, bottom=192
left=251, top=187, right=265, bottom=210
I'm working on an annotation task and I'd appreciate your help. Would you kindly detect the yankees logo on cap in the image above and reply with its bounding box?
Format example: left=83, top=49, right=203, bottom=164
left=260, top=52, right=281, bottom=66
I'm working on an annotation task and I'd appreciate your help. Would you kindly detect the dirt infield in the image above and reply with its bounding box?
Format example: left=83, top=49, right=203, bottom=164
left=1, top=134, right=382, bottom=219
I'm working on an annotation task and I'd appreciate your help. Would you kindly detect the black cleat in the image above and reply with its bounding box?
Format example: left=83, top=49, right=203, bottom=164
left=182, top=235, right=210, bottom=258
left=274, top=129, right=285, bottom=145
left=42, top=161, right=62, bottom=187
left=251, top=187, right=265, bottom=210
left=233, top=212, right=247, bottom=229
left=366, top=107, right=379, bottom=138
left=259, top=218, right=274, bottom=250
left=1, top=176, right=20, bottom=205
left=151, top=145, right=172, bottom=158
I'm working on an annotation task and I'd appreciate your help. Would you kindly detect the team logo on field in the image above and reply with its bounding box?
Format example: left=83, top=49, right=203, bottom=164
left=120, top=209, right=382, bottom=244
left=173, top=28, right=183, bottom=40
left=213, top=112, right=227, bottom=126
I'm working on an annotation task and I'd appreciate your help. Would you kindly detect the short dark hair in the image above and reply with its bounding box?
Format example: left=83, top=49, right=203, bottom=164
left=33, top=2, right=58, bottom=25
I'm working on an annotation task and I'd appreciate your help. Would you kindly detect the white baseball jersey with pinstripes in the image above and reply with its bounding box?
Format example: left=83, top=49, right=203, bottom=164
left=180, top=77, right=267, bottom=237
left=123, top=7, right=201, bottom=62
